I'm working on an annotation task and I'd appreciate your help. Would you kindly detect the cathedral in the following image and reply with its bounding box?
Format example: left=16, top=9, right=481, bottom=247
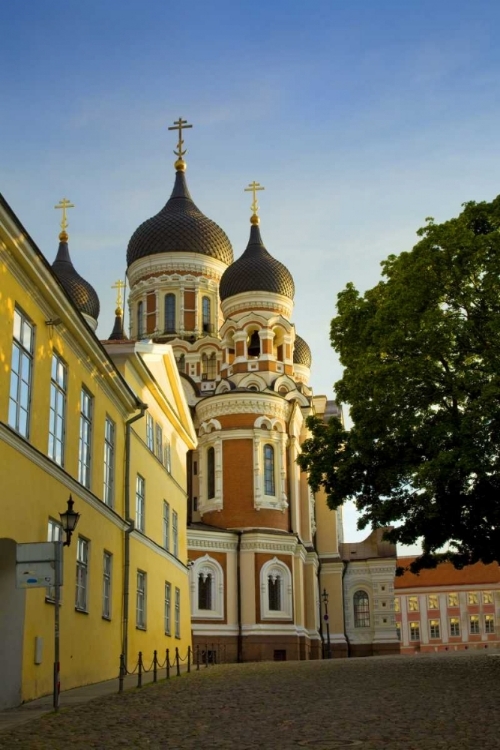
left=122, top=120, right=399, bottom=661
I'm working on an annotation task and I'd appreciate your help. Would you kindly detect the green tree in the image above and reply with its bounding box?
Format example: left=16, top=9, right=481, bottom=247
left=298, top=197, right=500, bottom=572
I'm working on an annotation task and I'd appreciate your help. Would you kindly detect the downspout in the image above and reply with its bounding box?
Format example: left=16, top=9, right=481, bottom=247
left=122, top=403, right=148, bottom=668
left=236, top=531, right=243, bottom=663
left=316, top=553, right=325, bottom=657
left=186, top=450, right=193, bottom=526
left=342, top=561, right=351, bottom=658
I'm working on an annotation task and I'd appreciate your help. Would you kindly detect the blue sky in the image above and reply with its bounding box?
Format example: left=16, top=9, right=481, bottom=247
left=2, top=0, right=500, bottom=547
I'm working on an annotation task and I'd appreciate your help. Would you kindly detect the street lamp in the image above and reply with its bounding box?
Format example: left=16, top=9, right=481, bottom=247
left=322, top=588, right=332, bottom=659
left=53, top=495, right=80, bottom=711
left=59, top=495, right=80, bottom=547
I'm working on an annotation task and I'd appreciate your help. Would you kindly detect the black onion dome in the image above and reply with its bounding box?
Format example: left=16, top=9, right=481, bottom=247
left=126, top=170, right=233, bottom=267
left=293, top=334, right=312, bottom=368
left=52, top=241, right=100, bottom=321
left=108, top=310, right=128, bottom=341
left=219, top=224, right=295, bottom=301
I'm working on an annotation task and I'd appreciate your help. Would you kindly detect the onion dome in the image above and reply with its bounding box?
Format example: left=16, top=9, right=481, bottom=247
left=52, top=234, right=100, bottom=326
left=293, top=334, right=312, bottom=368
left=126, top=166, right=233, bottom=267
left=107, top=307, right=128, bottom=341
left=219, top=223, right=295, bottom=301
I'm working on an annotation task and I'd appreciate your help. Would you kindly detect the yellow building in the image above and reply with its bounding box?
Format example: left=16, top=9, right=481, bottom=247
left=0, top=194, right=196, bottom=708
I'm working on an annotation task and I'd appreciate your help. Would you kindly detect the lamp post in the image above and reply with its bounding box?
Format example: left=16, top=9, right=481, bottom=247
left=53, top=495, right=80, bottom=710
left=322, top=588, right=332, bottom=659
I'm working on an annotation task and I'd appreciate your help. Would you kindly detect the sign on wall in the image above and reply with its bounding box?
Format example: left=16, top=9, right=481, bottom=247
left=15, top=542, right=63, bottom=589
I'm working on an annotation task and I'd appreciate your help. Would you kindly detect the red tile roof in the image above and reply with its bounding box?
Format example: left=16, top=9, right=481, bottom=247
left=395, top=558, right=500, bottom=589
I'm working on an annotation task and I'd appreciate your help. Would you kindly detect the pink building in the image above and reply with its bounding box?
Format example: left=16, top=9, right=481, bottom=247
left=395, top=558, right=500, bottom=654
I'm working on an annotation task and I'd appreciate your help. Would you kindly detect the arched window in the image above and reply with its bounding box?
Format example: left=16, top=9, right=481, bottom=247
left=264, top=444, right=275, bottom=496
left=137, top=301, right=144, bottom=339
left=202, top=296, right=211, bottom=333
left=202, top=353, right=217, bottom=380
left=353, top=590, right=370, bottom=628
left=207, top=446, right=215, bottom=499
left=268, top=573, right=282, bottom=611
left=198, top=571, right=213, bottom=610
left=165, top=294, right=176, bottom=333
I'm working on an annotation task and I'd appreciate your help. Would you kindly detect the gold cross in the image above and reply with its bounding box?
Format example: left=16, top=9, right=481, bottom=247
left=244, top=181, right=265, bottom=217
left=168, top=117, right=193, bottom=157
left=54, top=197, right=75, bottom=232
left=111, top=279, right=126, bottom=309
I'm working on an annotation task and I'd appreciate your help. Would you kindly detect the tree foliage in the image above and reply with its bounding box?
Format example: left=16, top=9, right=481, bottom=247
left=298, top=197, right=500, bottom=571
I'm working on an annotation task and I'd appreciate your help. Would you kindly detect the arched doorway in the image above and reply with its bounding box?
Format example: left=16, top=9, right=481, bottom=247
left=0, top=538, right=25, bottom=708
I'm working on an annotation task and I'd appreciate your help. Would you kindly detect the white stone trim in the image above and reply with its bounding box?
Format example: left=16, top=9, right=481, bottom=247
left=197, top=435, right=223, bottom=515
left=260, top=556, right=293, bottom=621
left=127, top=254, right=229, bottom=287
left=190, top=554, right=224, bottom=620
left=196, top=393, right=290, bottom=423
left=221, top=291, right=293, bottom=320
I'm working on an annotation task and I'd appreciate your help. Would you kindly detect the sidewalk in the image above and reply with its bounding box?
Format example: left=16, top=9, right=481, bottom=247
left=0, top=663, right=190, bottom=734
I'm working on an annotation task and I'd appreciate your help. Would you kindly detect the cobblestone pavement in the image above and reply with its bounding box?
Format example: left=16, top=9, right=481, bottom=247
left=1, top=653, right=499, bottom=749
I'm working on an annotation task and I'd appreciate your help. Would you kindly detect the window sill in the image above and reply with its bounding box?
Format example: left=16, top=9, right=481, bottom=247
left=165, top=631, right=171, bottom=637
left=75, top=607, right=89, bottom=615
left=102, top=615, right=112, bottom=622
left=136, top=625, right=147, bottom=631
left=45, top=598, right=62, bottom=606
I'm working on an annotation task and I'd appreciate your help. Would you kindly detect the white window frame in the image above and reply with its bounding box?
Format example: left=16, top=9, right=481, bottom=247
left=429, top=619, right=441, bottom=639
left=172, top=510, right=178, bottom=558
left=48, top=352, right=67, bottom=466
left=136, top=475, right=145, bottom=532
left=448, top=592, right=459, bottom=606
left=469, top=615, right=480, bottom=634
left=260, top=557, right=292, bottom=621
left=9, top=307, right=34, bottom=438
left=136, top=570, right=147, bottom=629
left=407, top=596, right=419, bottom=612
left=468, top=591, right=479, bottom=605
left=428, top=594, right=438, bottom=610
left=75, top=537, right=89, bottom=612
left=155, top=423, right=163, bottom=461
left=78, top=388, right=93, bottom=488
left=409, top=622, right=420, bottom=641
left=449, top=617, right=460, bottom=637
left=103, top=416, right=115, bottom=507
left=164, top=440, right=171, bottom=472
left=190, top=555, right=224, bottom=620
left=165, top=581, right=171, bottom=634
left=485, top=615, right=495, bottom=634
left=146, top=413, right=154, bottom=452
left=163, top=501, right=170, bottom=551
left=483, top=591, right=494, bottom=604
left=175, top=587, right=180, bottom=638
left=102, top=551, right=112, bottom=619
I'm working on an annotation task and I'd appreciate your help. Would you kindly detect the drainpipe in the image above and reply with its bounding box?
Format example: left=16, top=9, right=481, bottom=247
left=236, top=531, right=243, bottom=663
left=122, top=403, right=148, bottom=668
left=342, top=561, right=351, bottom=658
left=316, top=557, right=325, bottom=657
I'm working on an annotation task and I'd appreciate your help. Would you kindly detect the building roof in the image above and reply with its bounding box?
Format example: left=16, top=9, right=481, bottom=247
left=52, top=239, right=100, bottom=322
left=293, top=334, right=312, bottom=367
left=219, top=223, right=295, bottom=301
left=340, top=528, right=396, bottom=561
left=126, top=168, right=233, bottom=267
left=396, top=557, right=500, bottom=589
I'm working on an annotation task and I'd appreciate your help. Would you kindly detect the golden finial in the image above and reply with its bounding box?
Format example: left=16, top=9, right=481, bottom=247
left=111, top=279, right=126, bottom=314
left=54, top=197, right=75, bottom=241
left=168, top=117, right=193, bottom=172
left=244, top=181, right=265, bottom=225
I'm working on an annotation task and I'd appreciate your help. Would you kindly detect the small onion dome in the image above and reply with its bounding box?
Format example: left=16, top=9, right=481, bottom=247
left=52, top=236, right=100, bottom=324
left=108, top=308, right=128, bottom=341
left=293, top=334, right=312, bottom=368
left=126, top=168, right=233, bottom=267
left=219, top=223, right=295, bottom=301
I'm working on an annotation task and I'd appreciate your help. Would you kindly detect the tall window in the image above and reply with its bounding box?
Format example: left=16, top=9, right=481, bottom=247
left=155, top=423, right=163, bottom=461
left=9, top=307, right=34, bottom=438
left=172, top=510, right=178, bottom=558
left=163, top=501, right=170, bottom=551
left=165, top=294, right=176, bottom=333
left=103, top=416, right=115, bottom=507
left=450, top=617, right=460, bottom=637
left=102, top=552, right=112, bottom=619
left=136, top=475, right=145, bottom=532
left=146, top=413, right=154, bottom=451
left=48, top=353, right=67, bottom=466
left=198, top=572, right=213, bottom=610
left=268, top=573, right=282, bottom=612
left=47, top=519, right=62, bottom=601
left=207, top=447, right=215, bottom=499
left=201, top=353, right=217, bottom=380
left=78, top=388, right=93, bottom=488
left=164, top=582, right=171, bottom=634
left=429, top=619, right=440, bottom=639
left=75, top=537, right=89, bottom=611
left=264, top=444, right=275, bottom=496
left=136, top=571, right=147, bottom=629
left=394, top=597, right=400, bottom=613
left=175, top=587, right=180, bottom=638
left=202, top=296, right=211, bottom=333
left=353, top=590, right=370, bottom=628
left=409, top=622, right=420, bottom=641
left=485, top=615, right=495, bottom=634
left=164, top=440, right=172, bottom=472
left=470, top=615, right=480, bottom=634
left=137, top=301, right=144, bottom=338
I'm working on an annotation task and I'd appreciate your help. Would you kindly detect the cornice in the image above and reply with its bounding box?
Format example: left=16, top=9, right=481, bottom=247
left=196, top=393, right=290, bottom=422
left=128, top=253, right=227, bottom=287
left=221, top=291, right=293, bottom=320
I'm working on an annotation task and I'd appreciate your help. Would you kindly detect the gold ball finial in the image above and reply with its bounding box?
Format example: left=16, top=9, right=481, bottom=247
left=250, top=214, right=260, bottom=225
left=174, top=157, right=186, bottom=172
left=59, top=230, right=69, bottom=242
left=115, top=306, right=122, bottom=316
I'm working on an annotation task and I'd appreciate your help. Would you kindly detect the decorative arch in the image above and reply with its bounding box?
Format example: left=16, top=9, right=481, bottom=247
left=353, top=589, right=370, bottom=628
left=253, top=416, right=284, bottom=432
left=199, top=419, right=222, bottom=435
left=260, top=557, right=292, bottom=620
left=190, top=554, right=225, bottom=620
left=238, top=373, right=267, bottom=391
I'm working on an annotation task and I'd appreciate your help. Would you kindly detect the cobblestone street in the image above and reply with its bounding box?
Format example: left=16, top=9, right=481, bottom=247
left=1, top=653, right=499, bottom=749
